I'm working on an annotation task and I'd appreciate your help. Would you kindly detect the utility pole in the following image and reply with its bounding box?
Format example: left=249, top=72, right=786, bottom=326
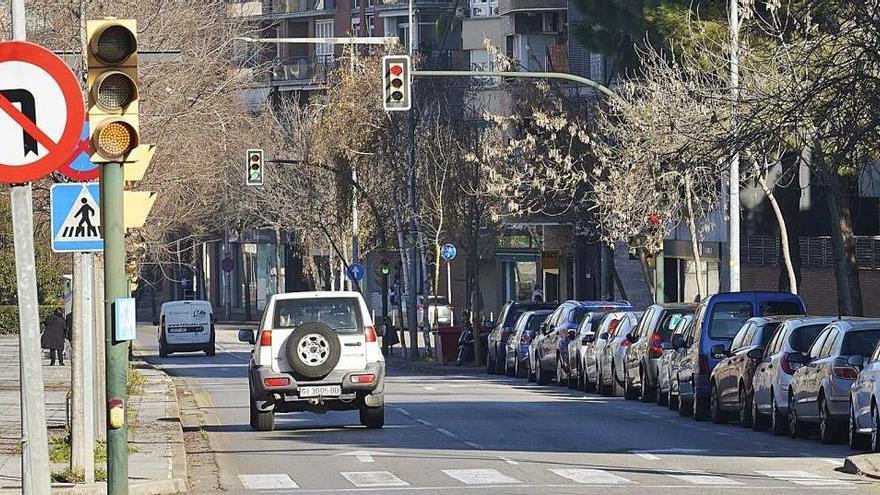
left=9, top=0, right=52, bottom=492
left=71, top=253, right=96, bottom=482
left=729, top=0, right=741, bottom=292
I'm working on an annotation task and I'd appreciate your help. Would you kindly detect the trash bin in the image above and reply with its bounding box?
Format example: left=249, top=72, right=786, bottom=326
left=435, top=326, right=461, bottom=365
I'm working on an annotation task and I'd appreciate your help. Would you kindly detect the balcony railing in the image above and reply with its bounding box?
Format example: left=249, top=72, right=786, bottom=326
left=270, top=55, right=334, bottom=86
left=743, top=235, right=880, bottom=270
left=270, top=0, right=335, bottom=15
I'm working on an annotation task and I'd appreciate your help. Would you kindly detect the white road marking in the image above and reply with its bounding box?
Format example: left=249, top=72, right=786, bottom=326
left=238, top=474, right=298, bottom=489
left=499, top=456, right=519, bottom=465
left=549, top=468, right=635, bottom=484
left=631, top=451, right=661, bottom=460
left=415, top=419, right=432, bottom=427
left=667, top=470, right=743, bottom=485
left=823, top=459, right=845, bottom=466
left=464, top=441, right=483, bottom=449
left=435, top=428, right=456, bottom=438
left=424, top=386, right=436, bottom=391
left=341, top=471, right=409, bottom=488
left=757, top=471, right=852, bottom=486
left=443, top=469, right=520, bottom=485
left=335, top=451, right=388, bottom=463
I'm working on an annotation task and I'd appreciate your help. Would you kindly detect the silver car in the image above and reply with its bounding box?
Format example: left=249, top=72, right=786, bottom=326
left=583, top=312, right=627, bottom=394
left=658, top=314, right=694, bottom=408
left=849, top=334, right=880, bottom=451
left=751, top=317, right=836, bottom=435
left=504, top=310, right=552, bottom=378
left=599, top=312, right=642, bottom=397
left=567, top=312, right=608, bottom=391
left=788, top=319, right=880, bottom=442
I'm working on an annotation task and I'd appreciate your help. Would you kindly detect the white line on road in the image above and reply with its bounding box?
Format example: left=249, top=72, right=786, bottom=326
left=498, top=456, right=519, bottom=465
left=667, top=471, right=743, bottom=486
left=631, top=451, right=661, bottom=460
left=823, top=459, right=845, bottom=466
left=757, top=471, right=852, bottom=486
left=549, top=468, right=635, bottom=484
left=464, top=441, right=483, bottom=450
left=239, top=474, right=298, bottom=489
left=415, top=419, right=432, bottom=427
left=424, top=386, right=436, bottom=391
left=435, top=428, right=456, bottom=438
left=443, top=469, right=520, bottom=485
left=341, top=471, right=409, bottom=488
left=394, top=407, right=412, bottom=417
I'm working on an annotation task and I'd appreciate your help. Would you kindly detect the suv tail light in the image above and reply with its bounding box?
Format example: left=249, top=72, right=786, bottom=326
left=263, top=377, right=289, bottom=387
left=365, top=326, right=377, bottom=342
left=259, top=330, right=272, bottom=347
left=350, top=374, right=376, bottom=384
left=833, top=366, right=859, bottom=380
left=698, top=354, right=709, bottom=374
left=781, top=352, right=801, bottom=375
left=649, top=333, right=663, bottom=358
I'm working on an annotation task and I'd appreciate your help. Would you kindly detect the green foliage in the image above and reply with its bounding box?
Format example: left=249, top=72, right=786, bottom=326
left=48, top=430, right=70, bottom=464
left=0, top=194, right=67, bottom=307
left=127, top=364, right=147, bottom=396
left=0, top=305, right=63, bottom=334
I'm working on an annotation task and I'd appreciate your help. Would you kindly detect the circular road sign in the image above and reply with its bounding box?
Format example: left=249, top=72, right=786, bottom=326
left=59, top=118, right=98, bottom=181
left=0, top=41, right=85, bottom=184
left=441, top=243, right=457, bottom=261
left=221, top=257, right=235, bottom=273
left=347, top=262, right=366, bottom=282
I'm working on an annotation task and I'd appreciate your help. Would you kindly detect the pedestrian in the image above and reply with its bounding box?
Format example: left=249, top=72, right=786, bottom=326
left=532, top=283, right=544, bottom=302
left=41, top=308, right=67, bottom=366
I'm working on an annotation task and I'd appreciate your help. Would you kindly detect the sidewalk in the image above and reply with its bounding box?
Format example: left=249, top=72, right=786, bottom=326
left=844, top=454, right=880, bottom=481
left=0, top=336, right=186, bottom=494
left=385, top=354, right=487, bottom=376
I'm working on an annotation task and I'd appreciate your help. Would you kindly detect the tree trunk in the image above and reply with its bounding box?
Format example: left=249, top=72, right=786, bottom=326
left=637, top=248, right=656, bottom=301
left=827, top=171, right=864, bottom=316
left=274, top=225, right=284, bottom=295
left=776, top=151, right=803, bottom=292
left=751, top=161, right=797, bottom=294
left=684, top=176, right=706, bottom=301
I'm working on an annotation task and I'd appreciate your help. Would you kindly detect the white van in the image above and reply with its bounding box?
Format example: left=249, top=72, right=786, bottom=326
left=156, top=300, right=216, bottom=357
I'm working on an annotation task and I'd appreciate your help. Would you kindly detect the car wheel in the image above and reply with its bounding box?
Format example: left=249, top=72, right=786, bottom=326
left=584, top=365, right=596, bottom=393
left=486, top=348, right=496, bottom=374
left=612, top=365, right=625, bottom=397
left=568, top=360, right=578, bottom=390
left=360, top=405, right=385, bottom=429
left=556, top=357, right=568, bottom=387
left=624, top=368, right=638, bottom=400
left=504, top=354, right=515, bottom=377
left=536, top=358, right=550, bottom=385
left=752, top=395, right=770, bottom=431
left=770, top=394, right=787, bottom=436
left=657, top=384, right=668, bottom=406
left=640, top=369, right=655, bottom=403
left=849, top=403, right=870, bottom=451
left=496, top=349, right=506, bottom=374
left=158, top=339, right=168, bottom=358
left=678, top=379, right=693, bottom=417
left=738, top=386, right=752, bottom=428
left=871, top=405, right=880, bottom=453
left=527, top=357, right=536, bottom=383
left=251, top=401, right=275, bottom=432
left=667, top=376, right=677, bottom=410
left=205, top=343, right=216, bottom=357
left=515, top=353, right=527, bottom=379
left=693, top=380, right=709, bottom=421
left=819, top=395, right=840, bottom=444
left=788, top=394, right=808, bottom=439
left=710, top=383, right=726, bottom=424
left=598, top=368, right=611, bottom=396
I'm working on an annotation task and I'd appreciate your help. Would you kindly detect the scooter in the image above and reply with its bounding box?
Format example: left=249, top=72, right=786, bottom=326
left=456, top=324, right=474, bottom=366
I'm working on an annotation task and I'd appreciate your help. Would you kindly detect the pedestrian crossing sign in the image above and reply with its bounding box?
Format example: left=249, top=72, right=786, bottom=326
left=50, top=183, right=103, bottom=253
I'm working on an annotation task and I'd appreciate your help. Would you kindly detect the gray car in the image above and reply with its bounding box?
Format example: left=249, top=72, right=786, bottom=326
left=849, top=335, right=880, bottom=451
left=600, top=312, right=641, bottom=397
left=751, top=316, right=835, bottom=435
left=659, top=314, right=694, bottom=408
left=584, top=312, right=627, bottom=395
left=788, top=319, right=880, bottom=442
left=567, top=312, right=608, bottom=391
left=504, top=310, right=552, bottom=378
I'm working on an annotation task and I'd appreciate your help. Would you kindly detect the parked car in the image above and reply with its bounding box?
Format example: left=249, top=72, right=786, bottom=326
left=567, top=312, right=609, bottom=390
left=156, top=300, right=216, bottom=357
left=624, top=303, right=698, bottom=402
left=532, top=300, right=632, bottom=386
left=486, top=301, right=556, bottom=374
left=582, top=312, right=626, bottom=393
left=659, top=313, right=694, bottom=408
left=240, top=291, right=385, bottom=431
left=708, top=316, right=785, bottom=425
left=751, top=316, right=836, bottom=435
left=504, top=310, right=553, bottom=378
left=669, top=291, right=805, bottom=420
left=787, top=319, right=880, bottom=442
left=848, top=331, right=880, bottom=451
left=598, top=312, right=640, bottom=397
left=419, top=295, right=453, bottom=327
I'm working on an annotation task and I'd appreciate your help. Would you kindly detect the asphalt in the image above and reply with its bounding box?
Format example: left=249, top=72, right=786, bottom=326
left=137, top=324, right=879, bottom=494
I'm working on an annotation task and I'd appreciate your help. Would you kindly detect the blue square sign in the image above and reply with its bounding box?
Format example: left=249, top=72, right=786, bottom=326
left=50, top=183, right=103, bottom=253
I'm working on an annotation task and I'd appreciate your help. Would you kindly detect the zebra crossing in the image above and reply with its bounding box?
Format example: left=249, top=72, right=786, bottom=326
left=238, top=467, right=857, bottom=490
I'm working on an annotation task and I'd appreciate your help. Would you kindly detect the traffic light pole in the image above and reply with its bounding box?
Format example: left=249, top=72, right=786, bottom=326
left=101, top=162, right=129, bottom=495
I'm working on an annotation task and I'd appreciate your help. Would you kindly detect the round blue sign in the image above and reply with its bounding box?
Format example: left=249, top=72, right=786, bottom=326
left=347, top=262, right=366, bottom=282
left=441, top=244, right=457, bottom=261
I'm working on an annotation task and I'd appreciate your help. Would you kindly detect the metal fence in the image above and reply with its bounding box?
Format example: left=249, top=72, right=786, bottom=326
left=742, top=235, right=880, bottom=270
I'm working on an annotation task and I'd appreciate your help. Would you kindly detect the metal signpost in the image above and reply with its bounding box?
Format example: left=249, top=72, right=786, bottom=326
left=441, top=244, right=456, bottom=323
left=0, top=30, right=86, bottom=494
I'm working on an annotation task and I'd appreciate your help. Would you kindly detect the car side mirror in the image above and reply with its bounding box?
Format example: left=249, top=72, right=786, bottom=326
left=710, top=344, right=728, bottom=359
left=660, top=341, right=675, bottom=351
left=746, top=348, right=764, bottom=361
left=238, top=329, right=255, bottom=345
left=582, top=334, right=596, bottom=345
left=671, top=334, right=685, bottom=349
left=599, top=332, right=609, bottom=341
left=848, top=355, right=865, bottom=369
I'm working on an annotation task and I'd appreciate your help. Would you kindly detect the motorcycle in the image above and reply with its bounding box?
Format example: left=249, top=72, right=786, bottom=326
left=456, top=323, right=475, bottom=366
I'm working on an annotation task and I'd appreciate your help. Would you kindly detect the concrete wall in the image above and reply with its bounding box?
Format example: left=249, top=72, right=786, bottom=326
left=462, top=16, right=504, bottom=51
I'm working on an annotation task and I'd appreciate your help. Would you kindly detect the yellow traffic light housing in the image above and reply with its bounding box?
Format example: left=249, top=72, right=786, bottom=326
left=87, top=19, right=139, bottom=163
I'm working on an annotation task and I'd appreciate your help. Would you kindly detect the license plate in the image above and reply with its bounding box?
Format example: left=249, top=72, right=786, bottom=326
left=168, top=327, right=186, bottom=333
left=299, top=385, right=342, bottom=398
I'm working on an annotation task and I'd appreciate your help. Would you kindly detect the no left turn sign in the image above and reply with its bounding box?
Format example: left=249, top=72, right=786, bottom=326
left=0, top=41, right=85, bottom=184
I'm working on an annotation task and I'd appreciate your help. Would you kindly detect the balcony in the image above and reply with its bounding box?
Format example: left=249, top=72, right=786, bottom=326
left=270, top=55, right=334, bottom=89
left=497, top=0, right=565, bottom=16
left=269, top=0, right=335, bottom=16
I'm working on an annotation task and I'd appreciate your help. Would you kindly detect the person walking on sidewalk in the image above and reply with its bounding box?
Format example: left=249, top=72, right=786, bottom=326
left=41, top=308, right=67, bottom=366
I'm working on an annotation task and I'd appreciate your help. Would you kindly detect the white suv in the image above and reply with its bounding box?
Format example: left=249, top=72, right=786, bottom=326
left=239, top=291, right=386, bottom=431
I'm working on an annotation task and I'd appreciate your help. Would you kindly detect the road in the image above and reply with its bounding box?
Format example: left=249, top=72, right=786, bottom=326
left=136, top=324, right=876, bottom=494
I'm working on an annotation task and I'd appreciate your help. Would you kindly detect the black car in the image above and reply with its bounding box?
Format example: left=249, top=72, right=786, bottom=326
left=486, top=301, right=556, bottom=374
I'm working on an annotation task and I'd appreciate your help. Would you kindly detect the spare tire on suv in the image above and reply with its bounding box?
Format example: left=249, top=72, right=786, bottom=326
left=286, top=323, right=342, bottom=379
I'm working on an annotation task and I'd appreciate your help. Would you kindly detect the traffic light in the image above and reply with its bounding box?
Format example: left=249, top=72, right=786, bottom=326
left=86, top=19, right=139, bottom=163
left=381, top=259, right=390, bottom=276
left=382, top=55, right=411, bottom=111
left=246, top=149, right=264, bottom=186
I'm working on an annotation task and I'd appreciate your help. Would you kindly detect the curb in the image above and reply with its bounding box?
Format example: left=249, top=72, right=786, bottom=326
left=842, top=454, right=880, bottom=481
left=387, top=357, right=487, bottom=376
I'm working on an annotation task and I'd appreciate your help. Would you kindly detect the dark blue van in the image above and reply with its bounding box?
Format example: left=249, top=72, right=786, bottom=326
left=669, top=292, right=805, bottom=420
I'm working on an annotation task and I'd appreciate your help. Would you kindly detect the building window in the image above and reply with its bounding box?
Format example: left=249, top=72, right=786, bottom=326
left=315, top=19, right=334, bottom=58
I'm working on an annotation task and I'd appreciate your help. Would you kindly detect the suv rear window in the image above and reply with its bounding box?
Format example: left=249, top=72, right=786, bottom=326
left=274, top=297, right=362, bottom=333
left=504, top=303, right=554, bottom=327
left=788, top=323, right=827, bottom=352
left=658, top=309, right=693, bottom=340
left=842, top=329, right=880, bottom=357
left=526, top=313, right=549, bottom=332
left=709, top=302, right=752, bottom=339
